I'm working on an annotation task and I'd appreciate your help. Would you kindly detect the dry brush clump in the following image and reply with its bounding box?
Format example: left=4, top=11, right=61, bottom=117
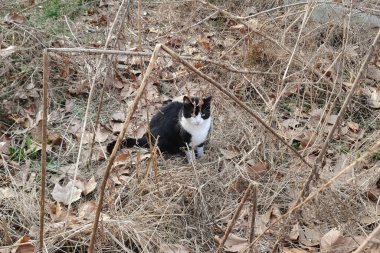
left=1, top=0, right=380, bottom=252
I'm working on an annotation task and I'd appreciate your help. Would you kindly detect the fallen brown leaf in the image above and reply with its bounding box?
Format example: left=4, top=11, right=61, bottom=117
left=283, top=248, right=312, bottom=253
left=363, top=86, right=380, bottom=109
left=165, top=37, right=183, bottom=49
left=366, top=64, right=380, bottom=81
left=52, top=181, right=82, bottom=205
left=4, top=12, right=26, bottom=24
left=300, top=132, right=316, bottom=149
left=197, top=35, right=211, bottom=50
left=159, top=243, right=190, bottom=253
left=347, top=121, right=360, bottom=132
left=78, top=200, right=97, bottom=219
left=95, top=127, right=109, bottom=143
left=111, top=111, right=126, bottom=122
left=89, top=15, right=108, bottom=26
left=320, top=229, right=364, bottom=253
left=289, top=223, right=300, bottom=241
left=281, top=119, right=300, bottom=129
left=183, top=45, right=199, bottom=55
left=220, top=146, right=240, bottom=160
left=24, top=0, right=35, bottom=6
left=230, top=23, right=247, bottom=33
left=59, top=56, right=70, bottom=78
left=48, top=202, right=67, bottom=222
left=0, top=187, right=16, bottom=199
left=299, top=225, right=321, bottom=247
left=10, top=235, right=35, bottom=253
left=68, top=120, right=82, bottom=135
left=114, top=152, right=129, bottom=165
left=367, top=187, right=380, bottom=202
left=246, top=160, right=268, bottom=179
left=218, top=233, right=248, bottom=252
left=65, top=99, right=74, bottom=112
left=0, top=46, right=19, bottom=58
left=320, top=229, right=341, bottom=252
left=309, top=108, right=323, bottom=124
left=68, top=80, right=90, bottom=95
left=73, top=176, right=97, bottom=195
left=327, top=114, right=339, bottom=125
left=111, top=122, right=123, bottom=133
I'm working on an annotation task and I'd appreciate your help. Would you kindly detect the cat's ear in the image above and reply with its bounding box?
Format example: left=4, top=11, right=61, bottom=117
left=203, top=96, right=212, bottom=104
left=183, top=96, right=192, bottom=104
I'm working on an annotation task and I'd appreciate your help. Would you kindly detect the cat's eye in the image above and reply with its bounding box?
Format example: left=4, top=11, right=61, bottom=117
left=202, top=114, right=206, bottom=117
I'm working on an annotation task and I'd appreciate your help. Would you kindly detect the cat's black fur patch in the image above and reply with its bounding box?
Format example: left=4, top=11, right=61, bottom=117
left=182, top=96, right=211, bottom=120
left=107, top=96, right=212, bottom=155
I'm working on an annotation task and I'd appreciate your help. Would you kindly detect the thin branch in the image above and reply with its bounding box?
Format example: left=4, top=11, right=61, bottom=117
left=195, top=0, right=336, bottom=88
left=87, top=81, right=106, bottom=167
left=155, top=10, right=219, bottom=38
left=249, top=185, right=257, bottom=253
left=64, top=0, right=129, bottom=228
left=39, top=49, right=49, bottom=252
left=137, top=0, right=142, bottom=51
left=296, top=28, right=380, bottom=202
left=216, top=184, right=253, bottom=253
left=240, top=1, right=316, bottom=20
left=281, top=3, right=313, bottom=81
left=352, top=223, right=380, bottom=253
left=88, top=44, right=162, bottom=253
left=270, top=2, right=315, bottom=119
left=196, top=0, right=290, bottom=54
left=160, top=44, right=313, bottom=169
left=242, top=137, right=380, bottom=253
left=105, top=228, right=135, bottom=253
left=46, top=47, right=276, bottom=75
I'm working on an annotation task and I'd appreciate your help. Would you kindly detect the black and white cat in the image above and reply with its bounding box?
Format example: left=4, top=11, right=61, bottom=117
left=107, top=96, right=212, bottom=162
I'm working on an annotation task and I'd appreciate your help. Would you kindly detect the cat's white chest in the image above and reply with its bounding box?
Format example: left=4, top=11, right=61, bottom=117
left=180, top=117, right=212, bottom=147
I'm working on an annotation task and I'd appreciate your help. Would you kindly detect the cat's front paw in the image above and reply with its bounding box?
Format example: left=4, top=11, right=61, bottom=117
left=196, top=146, right=204, bottom=158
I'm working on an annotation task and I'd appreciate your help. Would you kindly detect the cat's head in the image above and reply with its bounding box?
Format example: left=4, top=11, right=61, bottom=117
left=182, top=96, right=212, bottom=125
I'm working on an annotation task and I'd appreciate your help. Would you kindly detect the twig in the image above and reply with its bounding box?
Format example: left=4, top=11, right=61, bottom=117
left=141, top=185, right=184, bottom=252
left=237, top=1, right=316, bottom=20
left=241, top=136, right=380, bottom=253
left=46, top=47, right=276, bottom=75
left=160, top=44, right=313, bottom=169
left=155, top=10, right=219, bottom=39
left=64, top=0, right=129, bottom=229
left=105, top=228, right=135, bottom=253
left=88, top=44, right=162, bottom=253
left=271, top=239, right=281, bottom=253
left=249, top=185, right=257, bottom=253
left=39, top=49, right=49, bottom=252
left=352, top=223, right=380, bottom=253
left=216, top=184, right=253, bottom=253
left=87, top=82, right=106, bottom=167
left=89, top=0, right=132, bottom=169
left=137, top=0, right=142, bottom=51
left=296, top=28, right=380, bottom=202
left=195, top=0, right=336, bottom=89
left=281, top=3, right=313, bottom=82
left=136, top=151, right=141, bottom=183
left=196, top=0, right=290, bottom=54
left=270, top=2, right=315, bottom=119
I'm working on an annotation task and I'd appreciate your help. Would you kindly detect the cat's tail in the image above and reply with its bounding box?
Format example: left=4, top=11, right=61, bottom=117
left=106, top=136, right=148, bottom=153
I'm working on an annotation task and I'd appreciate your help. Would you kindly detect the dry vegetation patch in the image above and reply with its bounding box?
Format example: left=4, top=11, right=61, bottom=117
left=1, top=0, right=380, bottom=252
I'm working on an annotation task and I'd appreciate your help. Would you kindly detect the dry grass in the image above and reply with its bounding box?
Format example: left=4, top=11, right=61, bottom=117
left=1, top=0, right=380, bottom=252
